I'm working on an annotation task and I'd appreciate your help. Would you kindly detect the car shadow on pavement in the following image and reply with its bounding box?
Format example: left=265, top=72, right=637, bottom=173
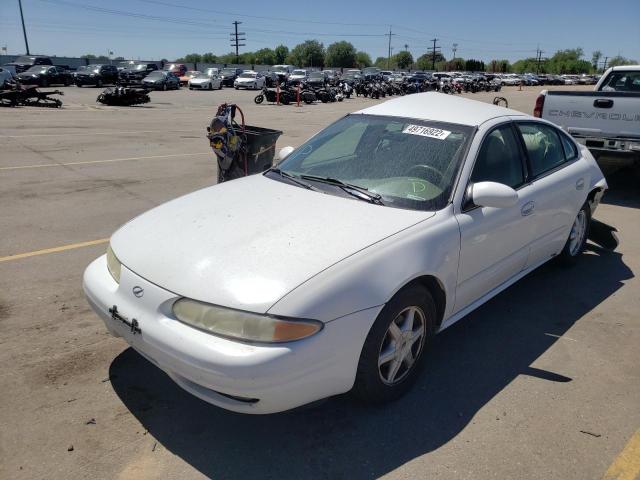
left=600, top=164, right=640, bottom=209
left=109, top=247, right=632, bottom=480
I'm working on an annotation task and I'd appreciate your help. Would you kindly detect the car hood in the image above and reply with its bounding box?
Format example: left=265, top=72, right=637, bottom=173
left=189, top=78, right=209, bottom=83
left=111, top=174, right=433, bottom=313
left=236, top=78, right=255, bottom=82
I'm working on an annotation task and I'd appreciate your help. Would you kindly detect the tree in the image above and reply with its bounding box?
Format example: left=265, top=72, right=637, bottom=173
left=325, top=41, right=357, bottom=68
left=415, top=52, right=445, bottom=70
left=355, top=51, right=372, bottom=68
left=183, top=53, right=202, bottom=63
left=218, top=52, right=238, bottom=64
left=445, top=58, right=465, bottom=71
left=374, top=56, right=391, bottom=68
left=201, top=52, right=217, bottom=63
left=608, top=55, right=637, bottom=67
left=287, top=40, right=325, bottom=68
left=489, top=59, right=510, bottom=73
left=274, top=45, right=289, bottom=64
left=254, top=48, right=276, bottom=65
left=464, top=59, right=485, bottom=72
left=591, top=50, right=602, bottom=70
left=546, top=48, right=591, bottom=74
left=394, top=51, right=413, bottom=69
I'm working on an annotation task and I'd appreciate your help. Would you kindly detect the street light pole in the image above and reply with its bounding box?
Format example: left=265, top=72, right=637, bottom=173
left=18, top=0, right=30, bottom=55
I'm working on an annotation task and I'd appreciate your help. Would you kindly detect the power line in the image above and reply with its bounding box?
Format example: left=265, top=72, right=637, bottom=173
left=429, top=38, right=441, bottom=70
left=385, top=26, right=395, bottom=69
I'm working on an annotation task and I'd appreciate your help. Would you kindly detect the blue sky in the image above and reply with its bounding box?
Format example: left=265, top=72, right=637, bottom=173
left=1, top=0, right=639, bottom=64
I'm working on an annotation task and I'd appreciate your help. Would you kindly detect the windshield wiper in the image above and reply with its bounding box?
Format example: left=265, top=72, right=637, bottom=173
left=299, top=174, right=384, bottom=205
left=267, top=168, right=317, bottom=191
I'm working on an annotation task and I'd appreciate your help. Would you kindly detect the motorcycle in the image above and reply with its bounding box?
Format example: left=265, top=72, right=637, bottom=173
left=97, top=86, right=149, bottom=106
left=254, top=85, right=292, bottom=105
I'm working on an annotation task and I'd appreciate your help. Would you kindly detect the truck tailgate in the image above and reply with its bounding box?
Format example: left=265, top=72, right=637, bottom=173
left=541, top=91, right=640, bottom=138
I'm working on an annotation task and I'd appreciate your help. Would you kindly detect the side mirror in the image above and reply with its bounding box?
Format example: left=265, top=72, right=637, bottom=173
left=471, top=181, right=518, bottom=209
left=276, top=146, right=295, bottom=162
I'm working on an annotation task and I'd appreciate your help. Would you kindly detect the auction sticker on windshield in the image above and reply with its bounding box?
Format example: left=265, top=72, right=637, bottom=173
left=402, top=125, right=451, bottom=140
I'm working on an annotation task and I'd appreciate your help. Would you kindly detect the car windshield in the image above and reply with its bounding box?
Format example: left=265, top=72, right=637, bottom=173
left=221, top=69, right=236, bottom=75
left=26, top=66, right=48, bottom=73
left=90, top=67, right=102, bottom=73
left=194, top=73, right=210, bottom=79
left=292, top=70, right=306, bottom=75
left=147, top=71, right=163, bottom=78
left=16, top=56, right=36, bottom=64
left=239, top=73, right=256, bottom=78
left=273, top=114, right=472, bottom=211
left=272, top=66, right=287, bottom=72
left=134, top=64, right=147, bottom=71
left=309, top=72, right=324, bottom=79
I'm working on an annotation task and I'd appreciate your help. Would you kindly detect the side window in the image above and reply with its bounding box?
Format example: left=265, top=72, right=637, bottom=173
left=470, top=125, right=525, bottom=189
left=518, top=123, right=565, bottom=177
left=559, top=132, right=578, bottom=161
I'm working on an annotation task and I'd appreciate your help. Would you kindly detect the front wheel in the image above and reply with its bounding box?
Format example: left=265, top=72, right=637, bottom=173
left=254, top=94, right=264, bottom=104
left=353, top=285, right=435, bottom=404
left=558, top=203, right=591, bottom=265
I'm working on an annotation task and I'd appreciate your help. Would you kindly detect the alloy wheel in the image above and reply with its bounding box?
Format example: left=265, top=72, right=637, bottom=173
left=568, top=210, right=587, bottom=256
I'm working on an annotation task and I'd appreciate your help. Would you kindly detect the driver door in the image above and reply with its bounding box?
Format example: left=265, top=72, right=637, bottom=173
left=453, top=123, right=536, bottom=313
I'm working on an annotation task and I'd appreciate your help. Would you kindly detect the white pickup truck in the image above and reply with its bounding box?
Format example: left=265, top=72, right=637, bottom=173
left=534, top=65, right=640, bottom=164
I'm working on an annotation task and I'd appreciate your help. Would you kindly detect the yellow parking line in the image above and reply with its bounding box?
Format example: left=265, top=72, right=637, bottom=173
left=0, top=152, right=210, bottom=171
left=0, top=238, right=109, bottom=263
left=603, top=429, right=640, bottom=480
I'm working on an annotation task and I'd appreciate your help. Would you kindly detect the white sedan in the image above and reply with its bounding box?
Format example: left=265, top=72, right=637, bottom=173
left=234, top=72, right=265, bottom=90
left=84, top=93, right=607, bottom=414
left=188, top=73, right=222, bottom=90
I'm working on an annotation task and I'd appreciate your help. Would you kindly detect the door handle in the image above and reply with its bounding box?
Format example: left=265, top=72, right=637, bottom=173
left=576, top=178, right=585, bottom=190
left=521, top=201, right=535, bottom=216
left=593, top=99, right=614, bottom=108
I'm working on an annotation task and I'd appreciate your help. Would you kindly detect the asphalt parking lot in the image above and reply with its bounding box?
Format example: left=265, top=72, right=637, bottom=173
left=1, top=84, right=639, bottom=480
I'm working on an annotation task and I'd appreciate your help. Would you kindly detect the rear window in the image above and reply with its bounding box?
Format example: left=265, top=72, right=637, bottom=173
left=599, top=71, right=640, bottom=92
left=559, top=132, right=578, bottom=161
left=517, top=123, right=566, bottom=177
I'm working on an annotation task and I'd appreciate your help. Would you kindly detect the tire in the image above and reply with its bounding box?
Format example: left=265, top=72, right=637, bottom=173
left=235, top=86, right=239, bottom=90
left=280, top=95, right=290, bottom=105
left=208, top=83, right=212, bottom=90
left=189, top=87, right=193, bottom=90
left=41, top=78, right=49, bottom=87
left=162, top=83, right=167, bottom=91
left=353, top=285, right=436, bottom=404
left=97, top=79, right=103, bottom=88
left=254, top=94, right=264, bottom=104
left=218, top=83, right=222, bottom=90
left=558, top=202, right=591, bottom=265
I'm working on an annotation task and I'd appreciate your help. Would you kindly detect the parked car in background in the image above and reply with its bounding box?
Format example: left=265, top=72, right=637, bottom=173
left=141, top=70, right=180, bottom=90
left=119, top=63, right=159, bottom=85
left=500, top=74, right=521, bottom=86
left=0, top=67, right=14, bottom=87
left=272, top=64, right=296, bottom=82
left=288, top=69, right=308, bottom=84
left=16, top=65, right=71, bottom=87
left=179, top=70, right=200, bottom=86
left=205, top=67, right=219, bottom=77
left=536, top=65, right=640, bottom=166
left=306, top=71, right=327, bottom=89
left=188, top=72, right=222, bottom=90
left=219, top=67, right=243, bottom=87
left=4, top=55, right=52, bottom=74
left=164, top=63, right=187, bottom=77
left=264, top=71, right=279, bottom=87
left=234, top=71, right=265, bottom=90
left=561, top=75, right=580, bottom=85
left=381, top=70, right=393, bottom=81
left=75, top=64, right=119, bottom=87
left=84, top=93, right=607, bottom=414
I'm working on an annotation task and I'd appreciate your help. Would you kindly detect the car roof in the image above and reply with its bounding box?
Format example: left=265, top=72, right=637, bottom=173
left=354, top=92, right=528, bottom=126
left=609, top=65, right=640, bottom=72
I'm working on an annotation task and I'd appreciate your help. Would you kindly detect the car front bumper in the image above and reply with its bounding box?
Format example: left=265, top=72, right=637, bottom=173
left=189, top=82, right=209, bottom=89
left=83, top=255, right=380, bottom=414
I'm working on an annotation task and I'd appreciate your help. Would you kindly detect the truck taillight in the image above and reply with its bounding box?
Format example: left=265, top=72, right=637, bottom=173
left=533, top=94, right=545, bottom=117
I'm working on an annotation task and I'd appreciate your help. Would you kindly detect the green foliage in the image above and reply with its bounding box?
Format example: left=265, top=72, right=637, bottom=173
left=607, top=55, right=637, bottom=68
left=489, top=59, right=511, bottom=73
left=287, top=40, right=325, bottom=67
left=415, top=52, right=446, bottom=70
left=591, top=50, right=602, bottom=69
left=201, top=52, right=217, bottom=63
left=511, top=57, right=539, bottom=73
left=394, top=51, right=413, bottom=69
left=253, top=48, right=276, bottom=65
left=464, top=59, right=485, bottom=72
left=274, top=45, right=289, bottom=64
left=217, top=52, right=238, bottom=64
left=546, top=48, right=592, bottom=74
left=183, top=53, right=202, bottom=63
left=374, top=56, right=392, bottom=68
left=445, top=58, right=465, bottom=71
left=355, top=51, right=372, bottom=68
left=325, top=41, right=357, bottom=68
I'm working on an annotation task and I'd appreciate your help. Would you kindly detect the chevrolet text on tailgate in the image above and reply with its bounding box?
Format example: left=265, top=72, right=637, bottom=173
left=534, top=65, right=640, bottom=163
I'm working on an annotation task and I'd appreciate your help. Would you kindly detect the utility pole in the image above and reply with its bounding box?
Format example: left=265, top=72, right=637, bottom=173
left=385, top=26, right=395, bottom=69
left=602, top=56, right=609, bottom=72
left=404, top=43, right=409, bottom=52
left=429, top=38, right=440, bottom=71
left=535, top=47, right=545, bottom=74
left=452, top=43, right=458, bottom=60
left=18, top=0, right=30, bottom=55
left=229, top=21, right=245, bottom=65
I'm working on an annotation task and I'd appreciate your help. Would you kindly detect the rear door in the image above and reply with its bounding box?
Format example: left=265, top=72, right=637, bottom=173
left=514, top=121, right=588, bottom=267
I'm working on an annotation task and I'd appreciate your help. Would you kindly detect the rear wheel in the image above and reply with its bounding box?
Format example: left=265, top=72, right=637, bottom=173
left=353, top=285, right=436, bottom=404
left=558, top=203, right=591, bottom=265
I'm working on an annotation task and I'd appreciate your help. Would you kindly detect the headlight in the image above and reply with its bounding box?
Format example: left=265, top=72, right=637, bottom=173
left=106, top=245, right=121, bottom=284
left=172, top=298, right=322, bottom=343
